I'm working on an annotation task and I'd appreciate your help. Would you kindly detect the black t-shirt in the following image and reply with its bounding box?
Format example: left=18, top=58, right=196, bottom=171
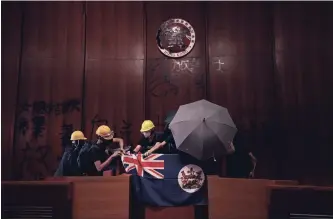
left=137, top=132, right=165, bottom=154
left=86, top=144, right=109, bottom=176
left=162, top=129, right=174, bottom=144
left=162, top=128, right=178, bottom=154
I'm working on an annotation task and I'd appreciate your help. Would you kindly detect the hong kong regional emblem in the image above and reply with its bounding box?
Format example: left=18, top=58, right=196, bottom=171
left=178, top=164, right=205, bottom=193
left=156, top=18, right=196, bottom=58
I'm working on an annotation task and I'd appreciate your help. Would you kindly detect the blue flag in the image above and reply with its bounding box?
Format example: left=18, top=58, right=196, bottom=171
left=122, top=153, right=208, bottom=207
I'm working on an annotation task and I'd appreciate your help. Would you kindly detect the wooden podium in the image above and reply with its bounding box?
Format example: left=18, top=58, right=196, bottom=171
left=2, top=175, right=130, bottom=219
left=268, top=185, right=333, bottom=219
left=68, top=176, right=130, bottom=219
left=2, top=180, right=73, bottom=218
left=207, top=176, right=298, bottom=219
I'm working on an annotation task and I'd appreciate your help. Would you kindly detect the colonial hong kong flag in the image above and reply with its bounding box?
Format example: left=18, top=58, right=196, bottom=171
left=121, top=153, right=165, bottom=179
left=121, top=153, right=208, bottom=207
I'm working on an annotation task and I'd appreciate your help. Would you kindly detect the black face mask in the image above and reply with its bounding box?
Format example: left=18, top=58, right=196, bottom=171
left=72, top=140, right=84, bottom=148
left=101, top=138, right=112, bottom=146
left=97, top=137, right=112, bottom=149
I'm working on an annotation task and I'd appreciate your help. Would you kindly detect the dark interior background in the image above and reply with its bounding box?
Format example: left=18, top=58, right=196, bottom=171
left=2, top=1, right=333, bottom=184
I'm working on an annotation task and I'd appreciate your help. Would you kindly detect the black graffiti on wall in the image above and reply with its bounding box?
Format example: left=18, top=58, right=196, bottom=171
left=19, top=143, right=51, bottom=180
left=18, top=99, right=81, bottom=116
left=15, top=99, right=137, bottom=179
left=17, top=99, right=81, bottom=139
left=18, top=117, right=29, bottom=136
left=16, top=99, right=81, bottom=179
left=31, top=115, right=46, bottom=140
left=147, top=59, right=179, bottom=98
left=60, top=123, right=74, bottom=148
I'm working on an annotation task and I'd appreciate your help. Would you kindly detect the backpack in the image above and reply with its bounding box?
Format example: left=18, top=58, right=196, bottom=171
left=77, top=142, right=93, bottom=174
left=54, top=146, right=82, bottom=176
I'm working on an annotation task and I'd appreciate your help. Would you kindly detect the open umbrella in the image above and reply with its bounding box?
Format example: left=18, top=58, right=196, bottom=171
left=169, top=99, right=237, bottom=160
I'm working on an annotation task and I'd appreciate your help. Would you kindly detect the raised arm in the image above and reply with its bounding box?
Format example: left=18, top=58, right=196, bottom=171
left=113, top=137, right=124, bottom=151
left=133, top=145, right=142, bottom=153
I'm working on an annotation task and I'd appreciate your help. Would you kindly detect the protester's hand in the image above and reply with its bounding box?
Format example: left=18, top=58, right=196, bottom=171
left=229, top=142, right=236, bottom=153
left=111, top=151, right=121, bottom=158
left=144, top=151, right=152, bottom=158
left=226, top=141, right=235, bottom=154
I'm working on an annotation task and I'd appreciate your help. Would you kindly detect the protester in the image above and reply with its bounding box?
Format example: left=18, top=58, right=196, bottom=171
left=226, top=132, right=257, bottom=178
left=82, top=125, right=124, bottom=176
left=133, top=120, right=165, bottom=156
left=54, top=130, right=88, bottom=176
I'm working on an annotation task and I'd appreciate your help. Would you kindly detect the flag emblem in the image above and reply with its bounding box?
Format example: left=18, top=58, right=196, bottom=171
left=178, top=164, right=205, bottom=193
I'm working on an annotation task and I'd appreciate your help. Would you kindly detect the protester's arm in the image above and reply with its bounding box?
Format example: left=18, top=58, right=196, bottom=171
left=113, top=137, right=124, bottom=151
left=248, top=152, right=257, bottom=178
left=94, top=151, right=121, bottom=172
left=227, top=141, right=236, bottom=154
left=133, top=137, right=145, bottom=153
left=144, top=134, right=171, bottom=156
left=249, top=152, right=257, bottom=162
left=133, top=145, right=141, bottom=153
left=144, top=142, right=164, bottom=156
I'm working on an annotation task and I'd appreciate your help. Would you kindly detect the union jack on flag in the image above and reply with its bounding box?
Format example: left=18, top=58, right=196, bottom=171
left=121, top=153, right=165, bottom=179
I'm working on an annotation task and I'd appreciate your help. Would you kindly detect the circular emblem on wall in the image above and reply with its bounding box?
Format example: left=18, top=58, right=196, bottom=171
left=178, top=164, right=205, bottom=193
left=156, top=18, right=196, bottom=58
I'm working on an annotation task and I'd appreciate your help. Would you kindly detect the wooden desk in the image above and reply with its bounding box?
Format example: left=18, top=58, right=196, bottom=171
left=2, top=181, right=72, bottom=219
left=46, top=175, right=131, bottom=219
left=145, top=206, right=196, bottom=219
left=3, top=175, right=130, bottom=219
left=268, top=185, right=333, bottom=219
left=208, top=176, right=298, bottom=219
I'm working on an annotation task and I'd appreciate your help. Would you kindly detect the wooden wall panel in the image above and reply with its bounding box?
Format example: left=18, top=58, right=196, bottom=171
left=207, top=2, right=277, bottom=178
left=84, top=2, right=144, bottom=145
left=13, top=2, right=84, bottom=179
left=1, top=1, right=332, bottom=185
left=145, top=2, right=206, bottom=131
left=85, top=2, right=144, bottom=60
left=273, top=2, right=333, bottom=184
left=1, top=2, right=22, bottom=180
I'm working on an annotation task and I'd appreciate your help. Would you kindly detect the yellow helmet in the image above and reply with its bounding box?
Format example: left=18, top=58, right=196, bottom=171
left=96, top=125, right=114, bottom=140
left=70, top=130, right=87, bottom=141
left=140, top=120, right=155, bottom=132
